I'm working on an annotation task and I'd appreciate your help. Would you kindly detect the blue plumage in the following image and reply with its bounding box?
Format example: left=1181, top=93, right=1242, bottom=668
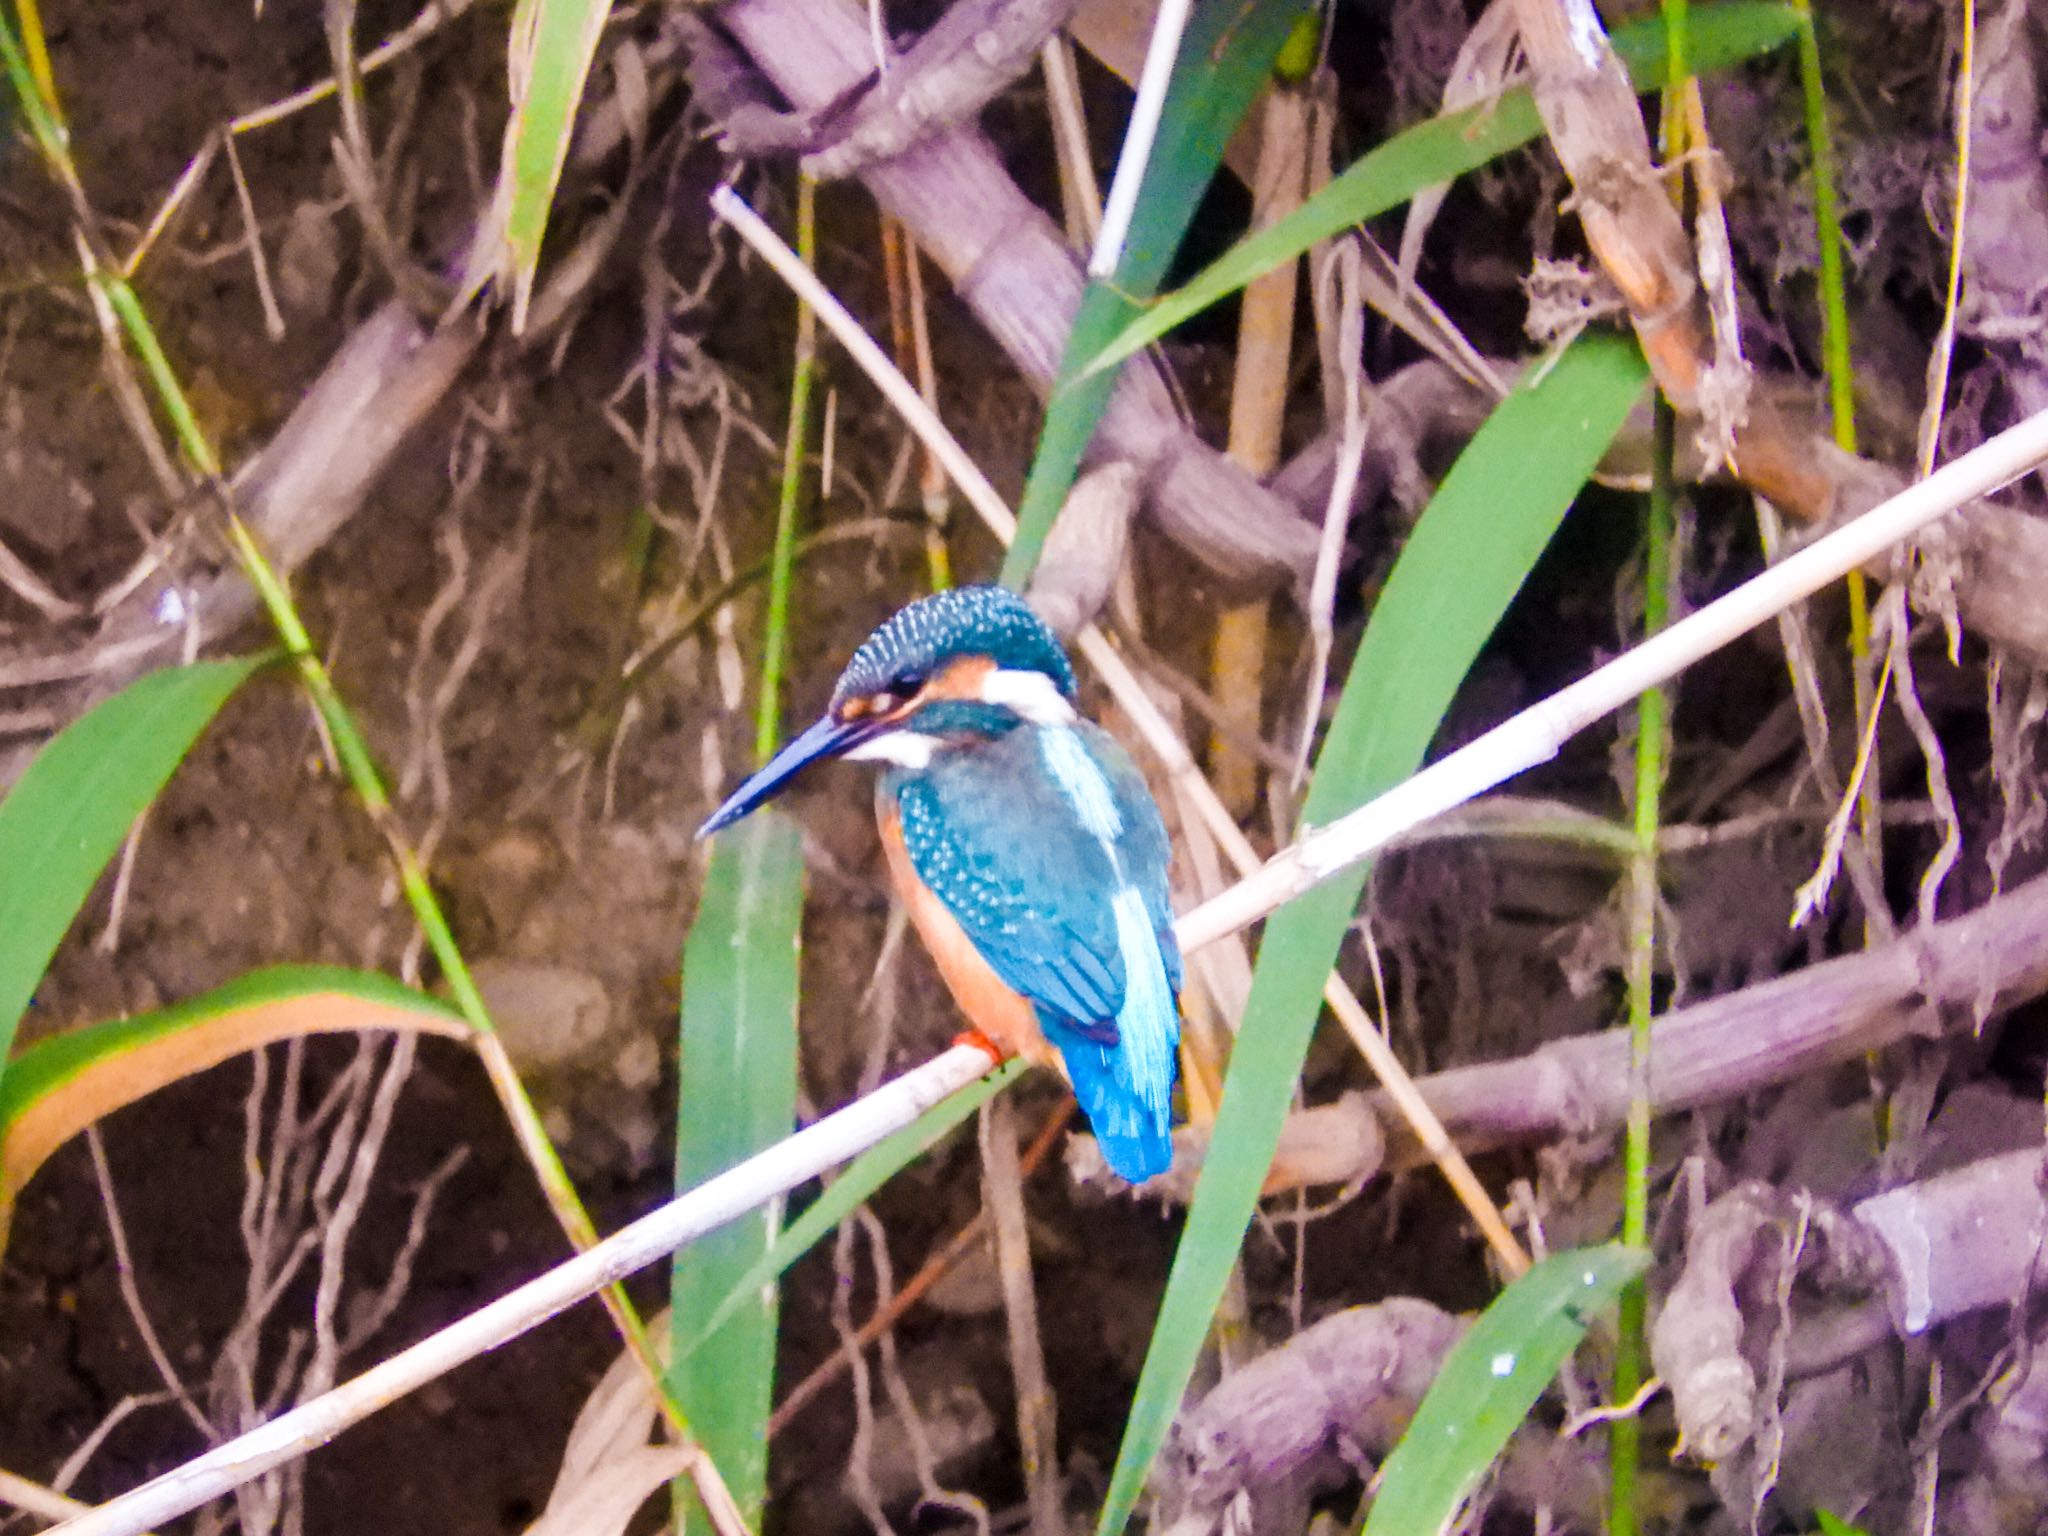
left=700, top=585, right=1183, bottom=1183
left=888, top=714, right=1181, bottom=1182
left=835, top=585, right=1077, bottom=711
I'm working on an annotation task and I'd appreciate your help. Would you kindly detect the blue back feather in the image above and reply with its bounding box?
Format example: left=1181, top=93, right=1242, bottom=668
left=890, top=719, right=1180, bottom=1182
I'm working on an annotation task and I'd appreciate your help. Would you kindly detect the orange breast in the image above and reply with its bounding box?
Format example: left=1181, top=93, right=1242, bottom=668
left=878, top=806, right=1058, bottom=1072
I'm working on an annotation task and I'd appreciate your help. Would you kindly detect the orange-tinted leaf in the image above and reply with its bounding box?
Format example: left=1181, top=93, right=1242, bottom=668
left=0, top=966, right=468, bottom=1242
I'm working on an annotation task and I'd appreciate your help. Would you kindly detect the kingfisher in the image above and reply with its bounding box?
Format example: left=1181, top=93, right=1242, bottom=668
left=698, top=585, right=1182, bottom=1183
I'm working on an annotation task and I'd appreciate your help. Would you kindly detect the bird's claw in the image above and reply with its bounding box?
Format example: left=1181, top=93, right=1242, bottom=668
left=951, top=1028, right=1010, bottom=1067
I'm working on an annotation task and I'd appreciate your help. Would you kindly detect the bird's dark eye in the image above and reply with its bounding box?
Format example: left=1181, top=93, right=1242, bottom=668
left=872, top=673, right=926, bottom=713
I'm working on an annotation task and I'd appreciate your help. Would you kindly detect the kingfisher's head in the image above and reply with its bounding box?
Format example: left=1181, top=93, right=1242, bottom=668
left=697, top=586, right=1077, bottom=838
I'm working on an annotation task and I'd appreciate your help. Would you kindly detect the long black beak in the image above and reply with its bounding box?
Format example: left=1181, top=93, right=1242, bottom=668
left=696, top=713, right=875, bottom=839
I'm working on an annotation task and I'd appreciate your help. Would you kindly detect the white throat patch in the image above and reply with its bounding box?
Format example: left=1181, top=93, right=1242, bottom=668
left=981, top=668, right=1076, bottom=724
left=845, top=730, right=940, bottom=769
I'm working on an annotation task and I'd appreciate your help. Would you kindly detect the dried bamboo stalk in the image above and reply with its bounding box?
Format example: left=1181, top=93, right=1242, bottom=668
left=1211, top=84, right=1313, bottom=817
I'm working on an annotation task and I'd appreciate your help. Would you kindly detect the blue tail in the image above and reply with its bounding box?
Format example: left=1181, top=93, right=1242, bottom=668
left=1047, top=1021, right=1175, bottom=1183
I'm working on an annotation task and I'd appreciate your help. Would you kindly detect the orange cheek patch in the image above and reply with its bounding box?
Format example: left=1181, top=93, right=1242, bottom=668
left=926, top=655, right=996, bottom=703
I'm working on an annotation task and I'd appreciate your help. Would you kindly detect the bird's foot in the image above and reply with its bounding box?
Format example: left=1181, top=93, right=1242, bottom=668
left=951, top=1028, right=1010, bottom=1067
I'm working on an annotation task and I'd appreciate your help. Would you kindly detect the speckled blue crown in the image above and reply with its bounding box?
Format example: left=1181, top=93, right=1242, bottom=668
left=832, top=586, right=1076, bottom=705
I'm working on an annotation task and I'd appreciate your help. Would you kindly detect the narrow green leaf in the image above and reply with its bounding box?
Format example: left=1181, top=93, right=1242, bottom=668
left=757, top=176, right=818, bottom=762
left=499, top=0, right=614, bottom=327
left=1360, top=1245, right=1649, bottom=1536
left=1075, top=3, right=1802, bottom=379
left=676, top=1060, right=1026, bottom=1360
left=0, top=656, right=269, bottom=1075
left=1095, top=333, right=1650, bottom=1536
left=1791, top=1, right=1855, bottom=454
left=1813, top=1511, right=1872, bottom=1536
left=1101, top=0, right=1312, bottom=289
left=0, top=966, right=465, bottom=1243
left=999, top=0, right=1311, bottom=588
left=669, top=810, right=804, bottom=1533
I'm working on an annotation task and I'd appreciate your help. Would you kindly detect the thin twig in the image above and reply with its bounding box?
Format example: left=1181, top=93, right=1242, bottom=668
left=1040, top=35, right=1103, bottom=249
left=221, top=133, right=286, bottom=340
left=303, top=1033, right=418, bottom=1402
left=831, top=1213, right=892, bottom=1536
left=86, top=1127, right=214, bottom=1441
left=1293, top=235, right=1367, bottom=790
left=0, top=1468, right=100, bottom=1527
left=1917, top=0, right=1975, bottom=478
left=768, top=1103, right=1071, bottom=1435
left=0, top=529, right=80, bottom=619
left=858, top=1205, right=992, bottom=1536
left=45, top=1394, right=179, bottom=1511
left=980, top=1096, right=1062, bottom=1536
left=1087, top=0, right=1193, bottom=276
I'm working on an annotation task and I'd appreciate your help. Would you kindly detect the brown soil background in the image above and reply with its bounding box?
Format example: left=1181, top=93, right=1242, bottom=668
left=4, top=0, right=2044, bottom=1533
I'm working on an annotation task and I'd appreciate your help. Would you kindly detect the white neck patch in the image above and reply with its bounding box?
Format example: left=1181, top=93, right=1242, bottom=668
left=1039, top=725, right=1124, bottom=846
left=845, top=730, right=940, bottom=769
left=981, top=667, right=1075, bottom=724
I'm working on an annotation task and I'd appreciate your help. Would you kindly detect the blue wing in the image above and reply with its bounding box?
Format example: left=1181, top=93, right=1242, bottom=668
left=1092, top=723, right=1183, bottom=1000
left=892, top=721, right=1182, bottom=1181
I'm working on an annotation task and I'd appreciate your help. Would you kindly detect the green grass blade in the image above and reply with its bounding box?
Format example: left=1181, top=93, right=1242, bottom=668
left=1075, top=3, right=1801, bottom=379
left=1100, top=0, right=1311, bottom=286
left=1359, top=1245, right=1649, bottom=1536
left=1791, top=0, right=1854, bottom=454
left=756, top=177, right=817, bottom=759
left=1612, top=400, right=1679, bottom=1536
left=669, top=810, right=804, bottom=1533
left=497, top=0, right=614, bottom=328
left=667, top=171, right=817, bottom=1528
left=999, top=0, right=1311, bottom=587
left=0, top=656, right=269, bottom=1074
left=1813, top=1512, right=1872, bottom=1536
left=675, top=1059, right=1026, bottom=1359
left=1094, top=333, right=1649, bottom=1536
left=0, top=965, right=465, bottom=1244
left=0, top=966, right=462, bottom=1116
